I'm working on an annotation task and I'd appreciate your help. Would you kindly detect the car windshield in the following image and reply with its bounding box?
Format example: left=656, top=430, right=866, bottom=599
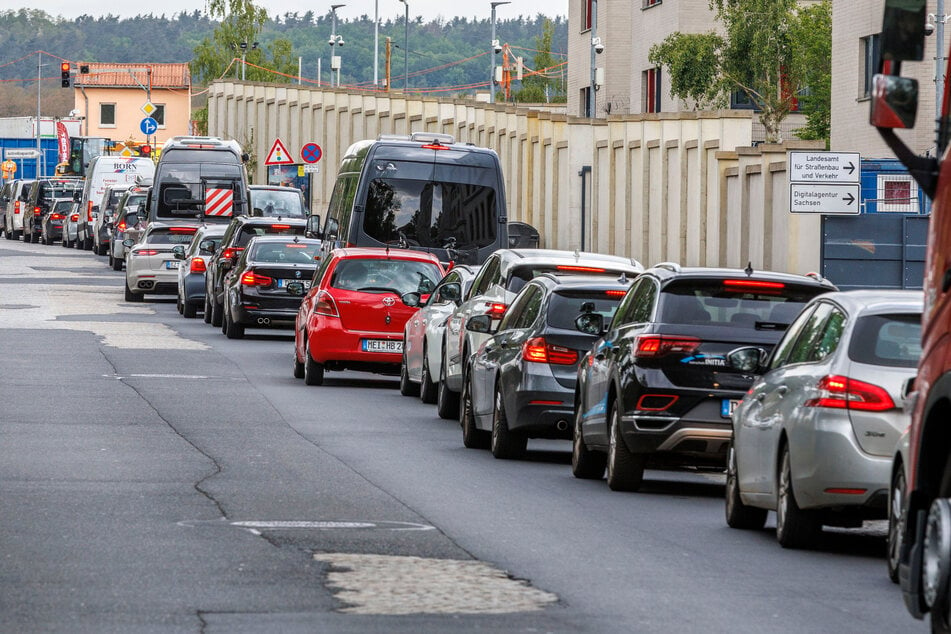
left=547, top=290, right=626, bottom=330
left=659, top=279, right=823, bottom=328
left=848, top=312, right=922, bottom=368
left=147, top=228, right=198, bottom=244
left=250, top=189, right=305, bottom=217
left=236, top=224, right=305, bottom=246
left=123, top=195, right=146, bottom=212
left=330, top=258, right=441, bottom=295
left=249, top=241, right=320, bottom=263
left=51, top=200, right=73, bottom=213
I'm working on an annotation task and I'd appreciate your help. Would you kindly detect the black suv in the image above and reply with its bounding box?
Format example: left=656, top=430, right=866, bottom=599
left=22, top=177, right=82, bottom=243
left=204, top=215, right=308, bottom=327
left=571, top=263, right=837, bottom=492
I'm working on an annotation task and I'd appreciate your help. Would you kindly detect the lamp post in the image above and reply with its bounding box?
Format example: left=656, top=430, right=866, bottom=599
left=330, top=4, right=346, bottom=88
left=240, top=41, right=258, bottom=81
left=489, top=1, right=510, bottom=104
left=927, top=2, right=950, bottom=121
left=374, top=0, right=380, bottom=86
left=398, top=0, right=409, bottom=91
left=588, top=0, right=599, bottom=117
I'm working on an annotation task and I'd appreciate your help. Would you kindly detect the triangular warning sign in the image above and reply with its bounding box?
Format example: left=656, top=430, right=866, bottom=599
left=264, top=138, right=295, bottom=165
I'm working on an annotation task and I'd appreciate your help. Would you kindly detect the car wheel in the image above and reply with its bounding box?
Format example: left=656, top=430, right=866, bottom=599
left=31, top=231, right=40, bottom=243
left=571, top=404, right=606, bottom=479
left=926, top=459, right=951, bottom=633
left=83, top=236, right=92, bottom=251
left=888, top=464, right=906, bottom=584
left=74, top=234, right=82, bottom=249
left=490, top=384, right=526, bottom=460
left=182, top=300, right=197, bottom=319
left=399, top=350, right=420, bottom=397
left=220, top=304, right=229, bottom=334
left=61, top=235, right=69, bottom=247
left=725, top=445, right=768, bottom=530
left=303, top=348, right=325, bottom=386
left=461, top=372, right=490, bottom=449
left=176, top=296, right=184, bottom=315
left=12, top=229, right=21, bottom=240
left=606, top=401, right=645, bottom=492
left=211, top=298, right=223, bottom=328
left=224, top=308, right=244, bottom=339
left=293, top=344, right=305, bottom=379
left=775, top=444, right=820, bottom=549
left=124, top=283, right=141, bottom=303
left=203, top=294, right=212, bottom=324
left=420, top=347, right=438, bottom=404
left=436, top=344, right=460, bottom=419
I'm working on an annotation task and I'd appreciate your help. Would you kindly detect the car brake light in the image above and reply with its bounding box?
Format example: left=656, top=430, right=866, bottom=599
left=314, top=290, right=340, bottom=317
left=556, top=265, right=607, bottom=273
left=136, top=249, right=160, bottom=256
left=14, top=201, right=20, bottom=214
left=190, top=257, right=207, bottom=273
left=170, top=227, right=197, bottom=233
left=421, top=143, right=450, bottom=150
left=271, top=224, right=291, bottom=230
left=221, top=247, right=244, bottom=260
left=522, top=337, right=579, bottom=365
left=50, top=213, right=64, bottom=221
left=485, top=302, right=508, bottom=318
left=605, top=290, right=627, bottom=297
left=634, top=335, right=701, bottom=359
left=87, top=201, right=93, bottom=222
left=241, top=272, right=273, bottom=287
left=34, top=206, right=40, bottom=215
left=117, top=221, right=127, bottom=230
left=723, top=279, right=785, bottom=291
left=636, top=394, right=679, bottom=411
left=70, top=214, right=79, bottom=222
left=805, top=375, right=895, bottom=412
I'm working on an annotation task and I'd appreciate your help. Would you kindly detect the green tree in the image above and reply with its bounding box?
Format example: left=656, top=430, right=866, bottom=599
left=648, top=0, right=830, bottom=144
left=789, top=0, right=832, bottom=145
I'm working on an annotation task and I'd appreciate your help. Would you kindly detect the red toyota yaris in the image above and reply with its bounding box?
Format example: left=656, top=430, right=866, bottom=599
left=292, top=247, right=444, bottom=385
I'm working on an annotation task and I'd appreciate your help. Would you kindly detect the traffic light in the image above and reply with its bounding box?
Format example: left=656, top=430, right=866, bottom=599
left=140, top=144, right=151, bottom=157
left=60, top=62, right=71, bottom=88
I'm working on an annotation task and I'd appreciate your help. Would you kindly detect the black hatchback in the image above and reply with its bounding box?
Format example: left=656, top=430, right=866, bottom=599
left=571, top=263, right=836, bottom=491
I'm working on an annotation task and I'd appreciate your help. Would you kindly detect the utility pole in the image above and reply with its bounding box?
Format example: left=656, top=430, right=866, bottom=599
left=588, top=0, right=598, bottom=118
left=385, top=37, right=392, bottom=92
left=374, top=0, right=379, bottom=86
left=939, top=0, right=946, bottom=118
left=489, top=2, right=510, bottom=104
left=36, top=54, right=42, bottom=178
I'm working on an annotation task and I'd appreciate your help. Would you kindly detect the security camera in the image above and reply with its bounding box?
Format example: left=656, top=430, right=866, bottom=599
left=338, top=39, right=345, bottom=47
left=329, top=38, right=335, bottom=46
left=593, top=37, right=604, bottom=54
left=925, top=21, right=936, bottom=36
left=492, top=39, right=502, bottom=54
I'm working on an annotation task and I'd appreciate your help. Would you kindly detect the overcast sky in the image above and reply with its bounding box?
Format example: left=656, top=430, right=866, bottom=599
left=27, top=1, right=566, bottom=21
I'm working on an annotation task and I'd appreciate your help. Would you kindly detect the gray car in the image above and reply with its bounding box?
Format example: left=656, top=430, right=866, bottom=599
left=725, top=290, right=922, bottom=549
left=174, top=224, right=227, bottom=318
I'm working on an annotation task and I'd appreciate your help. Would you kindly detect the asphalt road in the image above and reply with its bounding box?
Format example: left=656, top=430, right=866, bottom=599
left=0, top=238, right=926, bottom=633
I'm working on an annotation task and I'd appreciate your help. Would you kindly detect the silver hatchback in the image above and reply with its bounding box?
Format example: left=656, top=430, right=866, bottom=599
left=725, top=290, right=922, bottom=549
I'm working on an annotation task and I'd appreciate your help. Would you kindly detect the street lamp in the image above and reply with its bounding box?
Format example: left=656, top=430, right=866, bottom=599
left=489, top=1, right=510, bottom=104
left=399, top=0, right=409, bottom=91
left=588, top=0, right=602, bottom=118
left=330, top=4, right=346, bottom=88
left=374, top=0, right=380, bottom=86
left=926, top=2, right=951, bottom=121
left=240, top=41, right=259, bottom=82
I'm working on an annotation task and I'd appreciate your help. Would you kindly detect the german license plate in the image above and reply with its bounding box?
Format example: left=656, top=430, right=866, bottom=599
left=165, top=260, right=180, bottom=269
left=721, top=399, right=741, bottom=418
left=362, top=339, right=402, bottom=353
left=277, top=279, right=311, bottom=289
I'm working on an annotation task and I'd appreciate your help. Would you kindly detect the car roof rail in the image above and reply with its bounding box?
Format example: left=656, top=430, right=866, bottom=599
left=653, top=261, right=681, bottom=273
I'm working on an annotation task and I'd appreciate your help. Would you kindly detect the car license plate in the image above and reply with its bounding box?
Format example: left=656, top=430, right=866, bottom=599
left=721, top=399, right=741, bottom=418
left=165, top=260, right=180, bottom=269
left=277, top=279, right=311, bottom=289
left=362, top=339, right=402, bottom=353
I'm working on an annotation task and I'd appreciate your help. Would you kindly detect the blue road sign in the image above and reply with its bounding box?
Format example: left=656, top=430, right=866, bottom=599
left=140, top=117, right=158, bottom=135
left=301, top=142, right=322, bottom=164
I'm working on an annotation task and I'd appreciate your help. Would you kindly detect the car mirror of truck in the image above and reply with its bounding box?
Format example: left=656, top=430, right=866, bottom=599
left=220, top=259, right=233, bottom=271
left=171, top=245, right=186, bottom=260
left=726, top=346, right=767, bottom=374
left=73, top=191, right=82, bottom=202
left=881, top=0, right=927, bottom=62
left=122, top=238, right=135, bottom=248
left=305, top=214, right=323, bottom=239
left=870, top=74, right=919, bottom=129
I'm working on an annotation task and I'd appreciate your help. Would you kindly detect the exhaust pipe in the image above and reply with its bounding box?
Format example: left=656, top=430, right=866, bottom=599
left=556, top=419, right=569, bottom=432
left=257, top=317, right=270, bottom=325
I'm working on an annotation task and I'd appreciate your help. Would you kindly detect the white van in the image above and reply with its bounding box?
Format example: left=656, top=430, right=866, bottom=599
left=76, top=156, right=155, bottom=251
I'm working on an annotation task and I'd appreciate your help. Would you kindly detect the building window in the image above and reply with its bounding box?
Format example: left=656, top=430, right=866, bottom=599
left=642, top=0, right=662, bottom=7
left=581, top=86, right=593, bottom=117
left=861, top=34, right=882, bottom=99
left=100, top=103, right=116, bottom=127
left=877, top=174, right=919, bottom=212
left=644, top=67, right=662, bottom=113
left=153, top=104, right=166, bottom=127
left=583, top=0, right=593, bottom=30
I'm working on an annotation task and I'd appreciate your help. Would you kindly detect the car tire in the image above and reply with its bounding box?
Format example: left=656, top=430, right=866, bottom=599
left=31, top=231, right=40, bottom=244
left=293, top=345, right=305, bottom=379
left=490, top=385, right=526, bottom=460
left=182, top=300, right=197, bottom=319
left=83, top=236, right=92, bottom=251
left=176, top=297, right=184, bottom=315
left=203, top=295, right=212, bottom=324
left=606, top=401, right=645, bottom=492
left=112, top=254, right=123, bottom=271
left=124, top=283, right=141, bottom=303
left=775, top=444, right=821, bottom=549
left=420, top=348, right=438, bottom=404
left=461, top=372, right=490, bottom=449
left=725, top=445, right=768, bottom=530
left=399, top=351, right=420, bottom=396
left=211, top=298, right=223, bottom=328
left=303, top=348, right=325, bottom=386
left=224, top=308, right=244, bottom=339
left=436, top=343, right=460, bottom=420
left=927, top=459, right=951, bottom=633
left=74, top=234, right=82, bottom=249
left=571, top=404, right=606, bottom=480
left=12, top=229, right=21, bottom=240
left=62, top=235, right=69, bottom=247
left=888, top=464, right=906, bottom=584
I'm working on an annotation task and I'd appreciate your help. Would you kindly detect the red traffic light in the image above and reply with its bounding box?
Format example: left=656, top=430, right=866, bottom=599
left=60, top=62, right=70, bottom=73
left=60, top=62, right=71, bottom=88
left=140, top=145, right=151, bottom=156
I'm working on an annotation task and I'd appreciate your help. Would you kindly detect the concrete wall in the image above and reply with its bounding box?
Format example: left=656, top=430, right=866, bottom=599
left=208, top=81, right=825, bottom=275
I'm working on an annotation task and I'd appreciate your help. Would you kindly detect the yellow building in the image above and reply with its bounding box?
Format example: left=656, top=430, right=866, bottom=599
left=72, top=63, right=192, bottom=145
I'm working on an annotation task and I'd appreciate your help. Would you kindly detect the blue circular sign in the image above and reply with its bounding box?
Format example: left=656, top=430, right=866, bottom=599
left=140, top=117, right=158, bottom=135
left=301, top=142, right=322, bottom=164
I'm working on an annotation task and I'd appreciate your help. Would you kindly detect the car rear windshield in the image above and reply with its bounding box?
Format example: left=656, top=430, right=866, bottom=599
left=249, top=242, right=320, bottom=263
left=362, top=159, right=499, bottom=252
left=236, top=224, right=305, bottom=246
left=547, top=289, right=626, bottom=330
left=103, top=189, right=127, bottom=213
left=51, top=200, right=73, bottom=213
left=154, top=162, right=245, bottom=219
left=330, top=258, right=442, bottom=295
left=848, top=312, right=922, bottom=368
left=41, top=180, right=81, bottom=200
left=123, top=194, right=146, bottom=212
left=507, top=265, right=627, bottom=293
left=147, top=228, right=198, bottom=245
left=658, top=279, right=823, bottom=329
left=250, top=189, right=305, bottom=218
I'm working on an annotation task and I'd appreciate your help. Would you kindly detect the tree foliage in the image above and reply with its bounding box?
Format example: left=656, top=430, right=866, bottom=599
left=789, top=0, right=832, bottom=144
left=514, top=19, right=566, bottom=104
left=647, top=32, right=724, bottom=110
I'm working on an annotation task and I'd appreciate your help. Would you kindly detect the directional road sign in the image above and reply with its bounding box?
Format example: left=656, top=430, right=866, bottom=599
left=790, top=183, right=861, bottom=215
left=5, top=148, right=40, bottom=159
left=140, top=117, right=158, bottom=135
left=265, top=138, right=295, bottom=165
left=301, top=142, right=322, bottom=164
left=788, top=151, right=861, bottom=184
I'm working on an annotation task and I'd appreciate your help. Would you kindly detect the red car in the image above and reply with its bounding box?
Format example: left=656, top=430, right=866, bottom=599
left=292, top=248, right=445, bottom=385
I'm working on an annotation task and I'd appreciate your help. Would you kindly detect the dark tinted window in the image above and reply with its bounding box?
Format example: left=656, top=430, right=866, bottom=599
left=250, top=189, right=306, bottom=218
left=471, top=255, right=500, bottom=296
left=40, top=180, right=82, bottom=201
left=51, top=200, right=73, bottom=214
left=330, top=258, right=441, bottom=295
left=236, top=223, right=304, bottom=246
left=146, top=228, right=198, bottom=245
left=658, top=279, right=823, bottom=328
left=154, top=162, right=245, bottom=219
left=248, top=241, right=320, bottom=263
left=103, top=189, right=126, bottom=213
left=849, top=313, right=922, bottom=368
left=548, top=290, right=624, bottom=330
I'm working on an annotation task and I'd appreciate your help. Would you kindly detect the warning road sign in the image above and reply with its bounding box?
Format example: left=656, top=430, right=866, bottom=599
left=265, top=138, right=294, bottom=165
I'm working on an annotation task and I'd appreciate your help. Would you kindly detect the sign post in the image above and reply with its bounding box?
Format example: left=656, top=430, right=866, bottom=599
left=788, top=151, right=862, bottom=215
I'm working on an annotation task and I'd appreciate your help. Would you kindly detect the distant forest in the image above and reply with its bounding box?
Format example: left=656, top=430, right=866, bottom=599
left=0, top=9, right=568, bottom=117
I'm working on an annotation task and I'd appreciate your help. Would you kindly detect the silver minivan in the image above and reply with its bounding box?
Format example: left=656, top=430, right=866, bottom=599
left=3, top=179, right=35, bottom=240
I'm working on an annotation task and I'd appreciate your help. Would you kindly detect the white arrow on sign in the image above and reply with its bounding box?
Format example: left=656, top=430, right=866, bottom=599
left=790, top=183, right=861, bottom=215
left=789, top=151, right=861, bottom=184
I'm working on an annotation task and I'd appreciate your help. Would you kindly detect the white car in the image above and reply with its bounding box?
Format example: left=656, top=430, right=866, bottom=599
left=124, top=222, right=199, bottom=302
left=61, top=202, right=81, bottom=248
left=436, top=249, right=643, bottom=419
left=400, top=265, right=476, bottom=403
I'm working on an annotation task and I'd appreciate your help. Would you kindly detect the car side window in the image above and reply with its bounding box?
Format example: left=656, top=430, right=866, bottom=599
left=783, top=303, right=835, bottom=366
left=312, top=254, right=334, bottom=286
left=611, top=277, right=653, bottom=327
left=514, top=286, right=544, bottom=329
left=769, top=305, right=817, bottom=369
left=808, top=307, right=846, bottom=362
left=430, top=272, right=460, bottom=305
left=498, top=284, right=537, bottom=331
left=471, top=256, right=500, bottom=297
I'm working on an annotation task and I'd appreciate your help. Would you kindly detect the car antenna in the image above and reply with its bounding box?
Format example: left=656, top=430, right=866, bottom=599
left=293, top=235, right=300, bottom=243
left=745, top=261, right=754, bottom=277
left=618, top=271, right=628, bottom=284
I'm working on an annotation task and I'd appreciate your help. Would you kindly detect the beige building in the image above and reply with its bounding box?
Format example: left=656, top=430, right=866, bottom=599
left=71, top=63, right=192, bottom=145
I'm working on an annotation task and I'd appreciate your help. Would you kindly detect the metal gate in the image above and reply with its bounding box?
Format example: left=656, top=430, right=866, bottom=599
left=821, top=214, right=928, bottom=290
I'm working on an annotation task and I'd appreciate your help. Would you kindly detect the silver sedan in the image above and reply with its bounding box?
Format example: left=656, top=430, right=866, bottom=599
left=725, top=289, right=922, bottom=549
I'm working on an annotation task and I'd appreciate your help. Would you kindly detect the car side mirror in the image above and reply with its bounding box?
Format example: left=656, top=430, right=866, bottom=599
left=286, top=281, right=305, bottom=296
left=220, top=259, right=233, bottom=271
left=401, top=292, right=422, bottom=308
left=122, top=238, right=135, bottom=248
left=199, top=239, right=216, bottom=254
left=726, top=346, right=768, bottom=374
left=73, top=191, right=82, bottom=202
left=171, top=245, right=186, bottom=260
left=575, top=313, right=605, bottom=336
left=466, top=314, right=496, bottom=334
left=870, top=74, right=919, bottom=129
left=305, top=214, right=323, bottom=239
left=440, top=282, right=461, bottom=303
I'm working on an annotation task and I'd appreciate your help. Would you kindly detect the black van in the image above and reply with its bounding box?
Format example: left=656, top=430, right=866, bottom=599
left=319, top=132, right=508, bottom=265
left=147, top=136, right=249, bottom=225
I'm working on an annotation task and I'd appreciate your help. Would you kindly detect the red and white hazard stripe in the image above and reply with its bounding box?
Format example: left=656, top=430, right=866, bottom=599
left=205, top=188, right=234, bottom=217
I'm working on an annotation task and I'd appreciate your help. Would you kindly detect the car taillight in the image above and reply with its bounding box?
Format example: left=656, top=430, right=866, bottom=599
left=136, top=249, right=160, bottom=256
left=522, top=337, right=579, bottom=365
left=33, top=206, right=40, bottom=215
left=221, top=247, right=244, bottom=260
left=723, top=279, right=785, bottom=291
left=605, top=290, right=627, bottom=297
left=421, top=143, right=450, bottom=150
left=14, top=201, right=20, bottom=214
left=50, top=213, right=64, bottom=221
left=314, top=291, right=340, bottom=317
left=87, top=201, right=93, bottom=222
left=634, top=335, right=701, bottom=359
left=241, top=272, right=273, bottom=287
left=805, top=375, right=895, bottom=412
left=117, top=221, right=127, bottom=230
left=170, top=227, right=197, bottom=234
left=190, top=257, right=207, bottom=273
left=70, top=214, right=79, bottom=222
left=271, top=224, right=291, bottom=230
left=556, top=265, right=607, bottom=273
left=485, top=302, right=508, bottom=318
